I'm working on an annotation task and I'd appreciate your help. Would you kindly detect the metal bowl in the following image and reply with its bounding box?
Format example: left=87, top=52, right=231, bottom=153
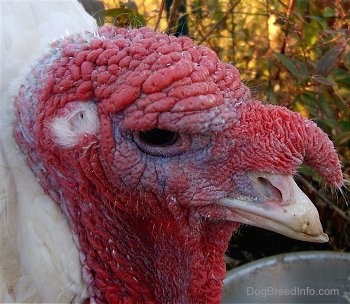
left=223, top=251, right=350, bottom=303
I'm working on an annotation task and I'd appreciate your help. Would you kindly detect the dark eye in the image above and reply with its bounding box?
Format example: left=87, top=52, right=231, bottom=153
left=133, top=128, right=190, bottom=156
left=139, top=129, right=179, bottom=147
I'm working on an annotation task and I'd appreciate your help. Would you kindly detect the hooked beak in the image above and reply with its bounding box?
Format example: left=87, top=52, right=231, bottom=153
left=219, top=174, right=328, bottom=243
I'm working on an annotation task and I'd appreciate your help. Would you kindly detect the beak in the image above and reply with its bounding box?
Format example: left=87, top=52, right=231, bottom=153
left=219, top=174, right=329, bottom=243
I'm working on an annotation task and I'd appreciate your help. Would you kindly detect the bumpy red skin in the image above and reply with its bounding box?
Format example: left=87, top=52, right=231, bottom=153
left=14, top=26, right=343, bottom=303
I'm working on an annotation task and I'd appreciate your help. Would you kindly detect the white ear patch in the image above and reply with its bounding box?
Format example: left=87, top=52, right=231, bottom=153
left=49, top=101, right=99, bottom=148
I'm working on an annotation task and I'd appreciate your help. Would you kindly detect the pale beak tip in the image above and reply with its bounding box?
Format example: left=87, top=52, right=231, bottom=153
left=314, top=232, right=329, bottom=243
left=219, top=174, right=330, bottom=244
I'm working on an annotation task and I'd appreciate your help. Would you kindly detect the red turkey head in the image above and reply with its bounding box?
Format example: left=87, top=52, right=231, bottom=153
left=14, top=26, right=343, bottom=303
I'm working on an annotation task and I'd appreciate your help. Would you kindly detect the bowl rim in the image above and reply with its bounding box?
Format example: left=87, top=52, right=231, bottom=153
left=224, top=250, right=350, bottom=285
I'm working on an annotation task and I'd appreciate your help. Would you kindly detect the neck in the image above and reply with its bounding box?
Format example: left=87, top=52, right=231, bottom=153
left=42, top=148, right=237, bottom=303
left=69, top=195, right=236, bottom=303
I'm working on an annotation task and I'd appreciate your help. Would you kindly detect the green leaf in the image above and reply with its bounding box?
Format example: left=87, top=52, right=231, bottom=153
left=335, top=131, right=350, bottom=146
left=298, top=92, right=318, bottom=117
left=323, top=7, right=336, bottom=18
left=315, top=41, right=347, bottom=76
left=344, top=51, right=350, bottom=70
left=299, top=165, right=321, bottom=183
left=312, top=75, right=335, bottom=86
left=298, top=61, right=309, bottom=76
left=298, top=92, right=338, bottom=132
left=274, top=53, right=305, bottom=80
left=338, top=120, right=350, bottom=132
left=331, top=68, right=350, bottom=87
left=316, top=94, right=338, bottom=129
left=104, top=7, right=146, bottom=27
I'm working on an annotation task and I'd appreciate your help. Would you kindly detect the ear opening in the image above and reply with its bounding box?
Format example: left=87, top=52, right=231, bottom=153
left=49, top=101, right=99, bottom=148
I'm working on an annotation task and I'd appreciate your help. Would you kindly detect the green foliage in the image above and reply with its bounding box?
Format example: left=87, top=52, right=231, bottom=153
left=103, top=7, right=146, bottom=28
left=186, top=0, right=350, bottom=185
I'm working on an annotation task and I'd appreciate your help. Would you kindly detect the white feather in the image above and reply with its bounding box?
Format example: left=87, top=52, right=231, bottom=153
left=50, top=102, right=100, bottom=148
left=0, top=0, right=97, bottom=302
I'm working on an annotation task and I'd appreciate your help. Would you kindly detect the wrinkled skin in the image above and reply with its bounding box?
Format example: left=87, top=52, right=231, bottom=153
left=14, top=26, right=343, bottom=303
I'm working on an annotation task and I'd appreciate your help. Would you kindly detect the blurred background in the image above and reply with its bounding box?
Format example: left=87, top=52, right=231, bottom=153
left=80, top=0, right=349, bottom=268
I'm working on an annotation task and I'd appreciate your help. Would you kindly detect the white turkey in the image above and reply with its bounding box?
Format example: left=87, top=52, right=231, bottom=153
left=0, top=0, right=343, bottom=303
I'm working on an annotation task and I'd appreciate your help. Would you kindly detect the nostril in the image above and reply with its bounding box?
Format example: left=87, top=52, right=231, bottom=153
left=256, top=176, right=283, bottom=201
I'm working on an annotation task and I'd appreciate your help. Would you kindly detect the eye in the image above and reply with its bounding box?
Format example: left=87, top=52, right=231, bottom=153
left=133, top=128, right=190, bottom=156
left=139, top=129, right=179, bottom=147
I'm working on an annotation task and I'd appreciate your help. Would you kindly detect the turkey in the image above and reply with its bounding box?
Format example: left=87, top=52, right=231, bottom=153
left=0, top=0, right=344, bottom=303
